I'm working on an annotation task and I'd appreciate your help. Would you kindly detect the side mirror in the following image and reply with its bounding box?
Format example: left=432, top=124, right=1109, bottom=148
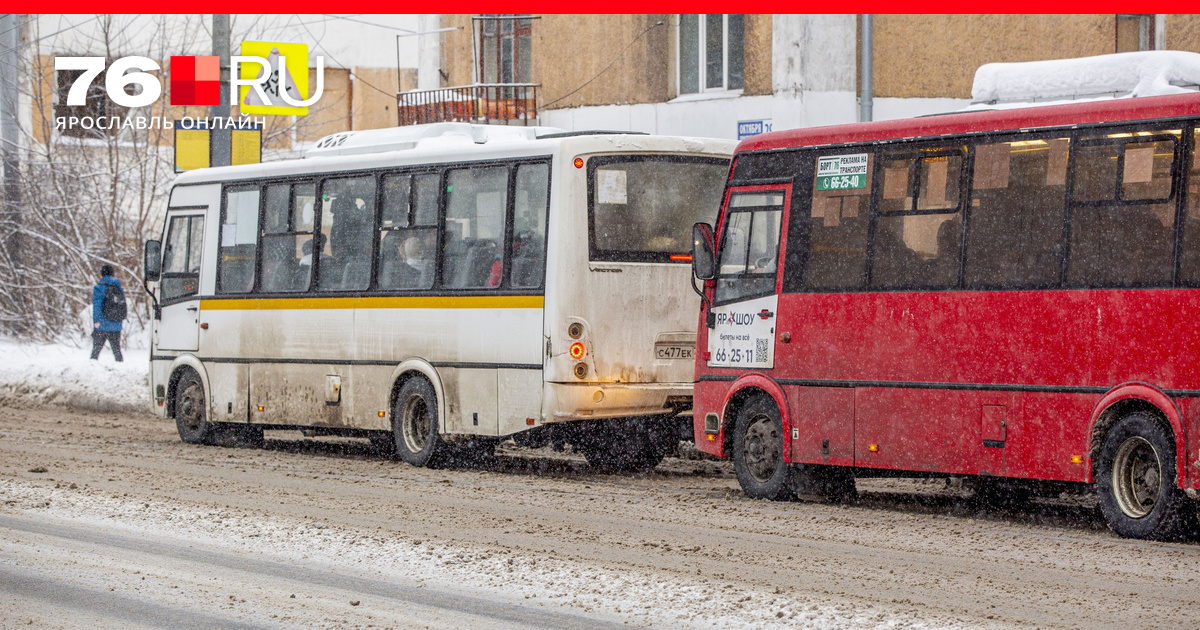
left=144, top=240, right=161, bottom=282
left=691, top=222, right=717, bottom=281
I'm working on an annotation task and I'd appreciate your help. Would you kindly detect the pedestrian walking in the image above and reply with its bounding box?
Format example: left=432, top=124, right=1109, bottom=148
left=91, top=264, right=126, bottom=362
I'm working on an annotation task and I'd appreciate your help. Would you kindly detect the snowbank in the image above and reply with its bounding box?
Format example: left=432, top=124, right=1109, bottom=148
left=972, top=51, right=1200, bottom=103
left=0, top=339, right=150, bottom=414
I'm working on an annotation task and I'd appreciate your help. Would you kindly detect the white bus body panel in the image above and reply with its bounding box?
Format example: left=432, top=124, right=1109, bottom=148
left=151, top=131, right=733, bottom=436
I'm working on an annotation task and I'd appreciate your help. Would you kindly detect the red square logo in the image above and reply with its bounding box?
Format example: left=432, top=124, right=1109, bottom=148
left=170, top=56, right=220, bottom=106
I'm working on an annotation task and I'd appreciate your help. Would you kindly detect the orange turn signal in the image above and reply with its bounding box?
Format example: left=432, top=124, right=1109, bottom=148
left=257, top=405, right=264, bottom=412
left=378, top=411, right=386, bottom=418
left=1071, top=455, right=1084, bottom=464
left=573, top=157, right=584, bottom=169
left=868, top=443, right=879, bottom=452
left=569, top=342, right=586, bottom=360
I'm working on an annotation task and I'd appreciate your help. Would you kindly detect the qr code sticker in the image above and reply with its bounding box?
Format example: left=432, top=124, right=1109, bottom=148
left=755, top=338, right=768, bottom=364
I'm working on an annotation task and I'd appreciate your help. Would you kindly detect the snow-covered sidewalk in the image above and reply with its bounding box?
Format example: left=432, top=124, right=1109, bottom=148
left=0, top=339, right=149, bottom=414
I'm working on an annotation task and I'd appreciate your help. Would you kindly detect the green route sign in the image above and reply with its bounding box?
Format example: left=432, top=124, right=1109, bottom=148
left=816, top=153, right=869, bottom=191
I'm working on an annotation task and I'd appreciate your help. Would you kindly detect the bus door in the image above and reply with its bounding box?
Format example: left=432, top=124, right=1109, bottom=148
left=156, top=211, right=205, bottom=352
left=707, top=186, right=789, bottom=372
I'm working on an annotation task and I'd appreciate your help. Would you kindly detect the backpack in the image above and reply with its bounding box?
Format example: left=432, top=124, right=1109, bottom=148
left=102, top=284, right=128, bottom=322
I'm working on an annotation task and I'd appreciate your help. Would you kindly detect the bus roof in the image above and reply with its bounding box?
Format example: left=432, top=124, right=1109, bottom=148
left=172, top=127, right=734, bottom=186
left=735, top=92, right=1200, bottom=154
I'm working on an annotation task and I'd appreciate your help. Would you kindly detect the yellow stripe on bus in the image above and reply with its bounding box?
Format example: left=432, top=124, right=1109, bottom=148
left=200, top=295, right=545, bottom=311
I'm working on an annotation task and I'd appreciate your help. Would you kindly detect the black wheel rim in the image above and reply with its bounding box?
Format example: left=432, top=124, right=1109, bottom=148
left=178, top=382, right=205, bottom=434
left=401, top=395, right=431, bottom=454
left=1113, top=436, right=1161, bottom=519
left=743, top=414, right=781, bottom=483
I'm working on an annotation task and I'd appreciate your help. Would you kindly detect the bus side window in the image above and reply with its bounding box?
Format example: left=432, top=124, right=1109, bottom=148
left=1068, top=132, right=1178, bottom=288
left=161, top=215, right=204, bottom=301
left=870, top=153, right=963, bottom=290
left=1180, top=128, right=1200, bottom=285
left=511, top=163, right=549, bottom=289
left=442, top=166, right=509, bottom=289
left=378, top=173, right=436, bottom=291
left=317, top=176, right=376, bottom=292
left=260, top=183, right=315, bottom=293
left=964, top=138, right=1068, bottom=289
left=806, top=152, right=872, bottom=289
left=218, top=187, right=261, bottom=294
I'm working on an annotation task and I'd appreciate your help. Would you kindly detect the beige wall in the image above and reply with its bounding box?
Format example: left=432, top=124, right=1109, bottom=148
left=743, top=15, right=772, bottom=96
left=873, top=15, right=1118, bottom=99
left=441, top=14, right=773, bottom=110
left=1166, top=15, right=1200, bottom=52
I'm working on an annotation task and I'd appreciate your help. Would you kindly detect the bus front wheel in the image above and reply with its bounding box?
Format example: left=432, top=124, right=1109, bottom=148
left=393, top=377, right=443, bottom=467
left=732, top=395, right=795, bottom=501
left=1096, top=412, right=1196, bottom=540
left=174, top=369, right=214, bottom=445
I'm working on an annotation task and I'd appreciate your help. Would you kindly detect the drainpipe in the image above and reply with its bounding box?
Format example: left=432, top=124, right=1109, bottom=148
left=860, top=14, right=873, bottom=123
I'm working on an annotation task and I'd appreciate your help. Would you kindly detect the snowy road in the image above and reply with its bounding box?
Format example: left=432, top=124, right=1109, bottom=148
left=2, top=401, right=1200, bottom=629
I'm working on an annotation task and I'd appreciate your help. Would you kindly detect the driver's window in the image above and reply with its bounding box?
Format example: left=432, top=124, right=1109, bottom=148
left=714, top=191, right=784, bottom=303
left=161, top=214, right=204, bottom=301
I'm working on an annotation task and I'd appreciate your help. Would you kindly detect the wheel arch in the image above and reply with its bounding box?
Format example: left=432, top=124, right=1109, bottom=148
left=1088, top=382, right=1187, bottom=488
left=388, top=359, right=448, bottom=433
left=720, top=374, right=789, bottom=458
left=165, top=354, right=209, bottom=419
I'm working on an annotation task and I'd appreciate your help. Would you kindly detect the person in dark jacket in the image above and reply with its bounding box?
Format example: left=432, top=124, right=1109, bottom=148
left=91, top=264, right=123, bottom=362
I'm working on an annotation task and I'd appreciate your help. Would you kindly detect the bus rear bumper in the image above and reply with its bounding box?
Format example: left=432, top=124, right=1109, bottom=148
left=544, top=381, right=691, bottom=422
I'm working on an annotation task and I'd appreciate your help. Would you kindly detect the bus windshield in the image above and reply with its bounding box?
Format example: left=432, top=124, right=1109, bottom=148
left=589, top=156, right=729, bottom=263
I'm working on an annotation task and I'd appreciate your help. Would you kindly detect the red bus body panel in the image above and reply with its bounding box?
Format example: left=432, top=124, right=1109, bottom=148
left=696, top=94, right=1200, bottom=489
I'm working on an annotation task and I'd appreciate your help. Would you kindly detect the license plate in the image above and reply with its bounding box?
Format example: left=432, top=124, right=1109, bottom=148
left=655, top=344, right=695, bottom=360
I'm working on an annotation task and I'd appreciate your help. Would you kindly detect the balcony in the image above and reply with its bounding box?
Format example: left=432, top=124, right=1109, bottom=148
left=396, top=83, right=539, bottom=126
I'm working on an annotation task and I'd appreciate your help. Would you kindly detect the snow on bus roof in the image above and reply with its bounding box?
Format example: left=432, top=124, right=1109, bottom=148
left=304, top=122, right=568, bottom=158
left=736, top=92, right=1200, bottom=154
left=972, top=51, right=1200, bottom=104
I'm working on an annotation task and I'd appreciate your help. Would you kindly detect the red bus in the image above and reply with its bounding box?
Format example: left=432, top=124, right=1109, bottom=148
left=690, top=93, right=1200, bottom=541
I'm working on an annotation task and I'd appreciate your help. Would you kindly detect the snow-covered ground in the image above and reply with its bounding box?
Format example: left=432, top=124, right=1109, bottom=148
left=0, top=339, right=150, bottom=414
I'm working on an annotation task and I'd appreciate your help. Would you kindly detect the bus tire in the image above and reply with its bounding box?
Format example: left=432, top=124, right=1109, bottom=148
left=1096, top=412, right=1196, bottom=541
left=732, top=395, right=795, bottom=501
left=174, top=369, right=214, bottom=445
left=393, top=377, right=443, bottom=467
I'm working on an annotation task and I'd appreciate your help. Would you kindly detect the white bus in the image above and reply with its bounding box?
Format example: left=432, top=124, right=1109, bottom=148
left=144, top=123, right=734, bottom=470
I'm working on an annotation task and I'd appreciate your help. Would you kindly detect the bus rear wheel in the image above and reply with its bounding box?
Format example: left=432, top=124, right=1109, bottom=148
left=174, top=369, right=214, bottom=445
left=1097, top=412, right=1196, bottom=541
left=732, top=395, right=795, bottom=501
left=393, top=377, right=444, bottom=467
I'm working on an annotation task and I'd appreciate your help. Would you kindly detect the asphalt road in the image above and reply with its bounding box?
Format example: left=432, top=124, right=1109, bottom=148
left=3, top=402, right=1200, bottom=629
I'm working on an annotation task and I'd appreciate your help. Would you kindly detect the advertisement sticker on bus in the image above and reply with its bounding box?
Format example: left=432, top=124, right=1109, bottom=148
left=708, top=294, right=777, bottom=369
left=816, top=153, right=869, bottom=191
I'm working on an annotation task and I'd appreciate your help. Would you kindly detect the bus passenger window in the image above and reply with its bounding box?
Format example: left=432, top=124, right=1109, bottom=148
left=218, top=187, right=260, bottom=293
left=870, top=153, right=963, bottom=289
left=714, top=191, right=783, bottom=304
left=1180, top=129, right=1200, bottom=285
left=378, top=173, right=436, bottom=291
left=442, top=166, right=508, bottom=289
left=161, top=215, right=203, bottom=301
left=511, top=163, right=549, bottom=289
left=260, top=183, right=316, bottom=293
left=317, top=176, right=376, bottom=292
left=1068, top=133, right=1177, bottom=288
left=806, top=152, right=872, bottom=289
left=965, top=139, right=1068, bottom=289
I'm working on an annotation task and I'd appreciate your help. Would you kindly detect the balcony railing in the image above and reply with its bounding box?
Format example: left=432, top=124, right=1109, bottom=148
left=397, top=83, right=539, bottom=127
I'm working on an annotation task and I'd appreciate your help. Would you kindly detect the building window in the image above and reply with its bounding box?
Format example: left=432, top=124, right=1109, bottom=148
left=56, top=66, right=125, bottom=138
left=478, top=15, right=532, bottom=84
left=1117, top=15, right=1154, bottom=52
left=678, top=15, right=743, bottom=95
